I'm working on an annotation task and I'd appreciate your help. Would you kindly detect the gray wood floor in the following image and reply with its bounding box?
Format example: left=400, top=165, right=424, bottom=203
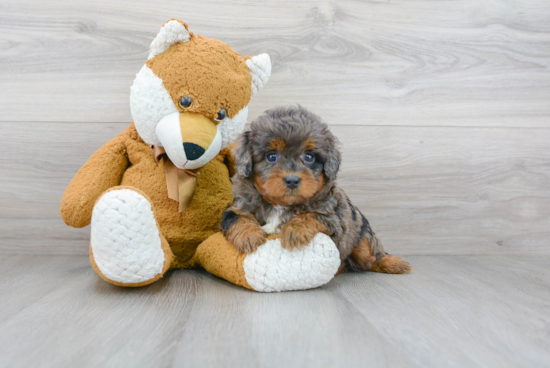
left=0, top=255, right=549, bottom=368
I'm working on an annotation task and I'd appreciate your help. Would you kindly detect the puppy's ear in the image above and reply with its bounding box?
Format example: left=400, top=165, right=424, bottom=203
left=234, top=131, right=254, bottom=177
left=323, top=141, right=342, bottom=181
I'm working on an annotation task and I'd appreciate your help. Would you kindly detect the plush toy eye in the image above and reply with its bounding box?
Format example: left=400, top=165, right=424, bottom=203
left=302, top=152, right=315, bottom=164
left=266, top=152, right=278, bottom=163
left=179, top=96, right=193, bottom=109
left=215, top=108, right=227, bottom=122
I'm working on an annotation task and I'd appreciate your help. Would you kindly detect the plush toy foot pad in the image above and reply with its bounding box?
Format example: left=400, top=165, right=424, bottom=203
left=90, top=188, right=166, bottom=285
left=243, top=233, right=341, bottom=292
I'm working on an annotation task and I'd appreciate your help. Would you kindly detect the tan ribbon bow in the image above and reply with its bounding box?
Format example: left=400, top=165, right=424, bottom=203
left=152, top=145, right=199, bottom=213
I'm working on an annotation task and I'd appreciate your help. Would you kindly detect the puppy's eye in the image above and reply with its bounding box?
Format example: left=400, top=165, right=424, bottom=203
left=302, top=152, right=315, bottom=164
left=266, top=152, right=278, bottom=163
left=179, top=96, right=193, bottom=109
left=214, top=108, right=227, bottom=122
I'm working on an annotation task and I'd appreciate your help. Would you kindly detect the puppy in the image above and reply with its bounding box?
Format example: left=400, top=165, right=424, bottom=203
left=221, top=105, right=411, bottom=275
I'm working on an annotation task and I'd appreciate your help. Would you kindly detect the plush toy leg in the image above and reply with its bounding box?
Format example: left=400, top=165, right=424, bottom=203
left=89, top=187, right=173, bottom=287
left=195, top=232, right=341, bottom=292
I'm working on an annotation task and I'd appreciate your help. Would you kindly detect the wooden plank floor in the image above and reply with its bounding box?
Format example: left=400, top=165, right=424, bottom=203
left=0, top=255, right=548, bottom=368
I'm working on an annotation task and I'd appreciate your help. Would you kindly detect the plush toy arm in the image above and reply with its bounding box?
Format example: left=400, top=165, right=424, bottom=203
left=195, top=231, right=341, bottom=292
left=194, top=204, right=341, bottom=292
left=60, top=136, right=128, bottom=228
left=220, top=142, right=238, bottom=178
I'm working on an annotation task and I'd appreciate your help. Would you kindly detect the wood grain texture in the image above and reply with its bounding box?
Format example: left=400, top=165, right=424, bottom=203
left=0, top=255, right=548, bottom=367
left=1, top=122, right=549, bottom=255
left=1, top=3, right=549, bottom=367
left=0, top=0, right=549, bottom=126
left=334, top=255, right=550, bottom=368
left=339, top=125, right=550, bottom=255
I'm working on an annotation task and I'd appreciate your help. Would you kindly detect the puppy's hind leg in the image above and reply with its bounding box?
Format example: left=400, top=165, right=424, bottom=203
left=348, top=237, right=412, bottom=275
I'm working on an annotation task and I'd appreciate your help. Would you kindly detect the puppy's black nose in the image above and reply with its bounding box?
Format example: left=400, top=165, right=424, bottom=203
left=183, top=142, right=205, bottom=160
left=284, top=175, right=301, bottom=189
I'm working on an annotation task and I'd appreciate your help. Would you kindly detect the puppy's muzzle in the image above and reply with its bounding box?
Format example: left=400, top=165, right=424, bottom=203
left=284, top=175, right=301, bottom=189
left=156, top=111, right=222, bottom=170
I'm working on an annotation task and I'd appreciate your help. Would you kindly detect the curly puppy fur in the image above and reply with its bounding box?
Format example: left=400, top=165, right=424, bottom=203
left=222, top=105, right=411, bottom=274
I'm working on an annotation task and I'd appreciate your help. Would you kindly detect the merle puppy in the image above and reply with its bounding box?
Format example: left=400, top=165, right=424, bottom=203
left=221, top=105, right=411, bottom=275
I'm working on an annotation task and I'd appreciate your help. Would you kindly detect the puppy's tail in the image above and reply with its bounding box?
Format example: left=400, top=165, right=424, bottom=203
left=347, top=236, right=412, bottom=275
left=371, top=254, right=412, bottom=274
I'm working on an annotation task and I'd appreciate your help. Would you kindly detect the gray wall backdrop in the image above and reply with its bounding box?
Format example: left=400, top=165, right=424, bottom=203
left=1, top=0, right=549, bottom=255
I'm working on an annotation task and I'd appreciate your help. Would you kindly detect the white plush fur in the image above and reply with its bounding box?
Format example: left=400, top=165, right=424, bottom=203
left=243, top=233, right=341, bottom=292
left=154, top=112, right=189, bottom=166
left=130, top=65, right=178, bottom=146
left=246, top=53, right=272, bottom=97
left=217, top=105, right=248, bottom=149
left=91, top=189, right=165, bottom=284
left=148, top=20, right=190, bottom=60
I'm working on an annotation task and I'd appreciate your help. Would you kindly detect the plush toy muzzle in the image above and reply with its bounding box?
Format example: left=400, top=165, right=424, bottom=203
left=156, top=111, right=222, bottom=170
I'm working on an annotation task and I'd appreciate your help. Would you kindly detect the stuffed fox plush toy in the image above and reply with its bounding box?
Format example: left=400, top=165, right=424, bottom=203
left=60, top=19, right=341, bottom=292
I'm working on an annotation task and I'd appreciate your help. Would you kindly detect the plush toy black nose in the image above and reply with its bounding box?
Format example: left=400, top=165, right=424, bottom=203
left=284, top=175, right=301, bottom=189
left=183, top=143, right=205, bottom=160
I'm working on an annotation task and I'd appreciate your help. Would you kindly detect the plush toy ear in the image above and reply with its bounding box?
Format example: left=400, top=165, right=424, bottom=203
left=148, top=19, right=191, bottom=60
left=234, top=131, right=254, bottom=177
left=246, top=54, right=272, bottom=97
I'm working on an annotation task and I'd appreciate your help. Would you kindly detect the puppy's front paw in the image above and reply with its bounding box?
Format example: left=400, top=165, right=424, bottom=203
left=280, top=214, right=323, bottom=250
left=227, top=223, right=267, bottom=254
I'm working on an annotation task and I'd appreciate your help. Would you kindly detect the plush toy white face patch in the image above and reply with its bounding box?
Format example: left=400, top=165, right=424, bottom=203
left=129, top=20, right=271, bottom=170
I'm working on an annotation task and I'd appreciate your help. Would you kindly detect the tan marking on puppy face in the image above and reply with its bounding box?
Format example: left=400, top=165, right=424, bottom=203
left=299, top=171, right=320, bottom=201
left=146, top=35, right=252, bottom=120
left=304, top=138, right=316, bottom=151
left=253, top=167, right=322, bottom=206
left=267, top=138, right=286, bottom=152
left=253, top=169, right=287, bottom=204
